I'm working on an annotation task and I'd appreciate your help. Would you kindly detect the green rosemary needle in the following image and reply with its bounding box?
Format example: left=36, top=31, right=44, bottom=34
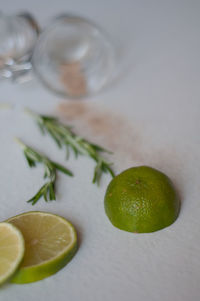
left=25, top=109, right=115, bottom=184
left=15, top=138, right=73, bottom=205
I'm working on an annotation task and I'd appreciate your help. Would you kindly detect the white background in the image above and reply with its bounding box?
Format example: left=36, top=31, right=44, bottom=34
left=0, top=1, right=200, bottom=300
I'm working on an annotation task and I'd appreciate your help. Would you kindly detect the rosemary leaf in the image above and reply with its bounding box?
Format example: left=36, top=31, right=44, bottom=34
left=51, top=161, right=73, bottom=176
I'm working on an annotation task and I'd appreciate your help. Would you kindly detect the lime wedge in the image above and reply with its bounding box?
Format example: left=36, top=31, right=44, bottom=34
left=0, top=222, right=25, bottom=285
left=7, top=211, right=78, bottom=284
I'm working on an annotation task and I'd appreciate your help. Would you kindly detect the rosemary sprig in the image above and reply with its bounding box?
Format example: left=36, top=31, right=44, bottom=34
left=15, top=138, right=73, bottom=205
left=25, top=109, right=115, bottom=184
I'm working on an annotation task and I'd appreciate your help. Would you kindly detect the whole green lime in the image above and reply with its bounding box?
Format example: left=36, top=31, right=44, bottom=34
left=104, top=166, right=180, bottom=233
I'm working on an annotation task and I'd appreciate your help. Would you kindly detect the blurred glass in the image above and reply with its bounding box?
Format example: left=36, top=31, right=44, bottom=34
left=0, top=12, right=39, bottom=82
left=32, top=15, right=116, bottom=98
left=0, top=13, right=116, bottom=97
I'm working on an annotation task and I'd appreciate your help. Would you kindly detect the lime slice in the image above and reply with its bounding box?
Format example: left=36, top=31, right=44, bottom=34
left=0, top=222, right=25, bottom=285
left=7, top=211, right=78, bottom=284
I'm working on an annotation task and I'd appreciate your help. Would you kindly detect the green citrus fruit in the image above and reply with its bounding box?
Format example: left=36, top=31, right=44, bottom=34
left=7, top=211, right=78, bottom=283
left=104, top=166, right=180, bottom=233
left=0, top=222, right=25, bottom=285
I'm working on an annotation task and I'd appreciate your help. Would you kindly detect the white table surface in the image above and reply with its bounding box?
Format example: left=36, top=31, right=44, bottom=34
left=1, top=1, right=200, bottom=300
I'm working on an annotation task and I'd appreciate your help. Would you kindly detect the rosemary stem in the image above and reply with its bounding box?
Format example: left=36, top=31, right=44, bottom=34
left=14, top=137, right=26, bottom=149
